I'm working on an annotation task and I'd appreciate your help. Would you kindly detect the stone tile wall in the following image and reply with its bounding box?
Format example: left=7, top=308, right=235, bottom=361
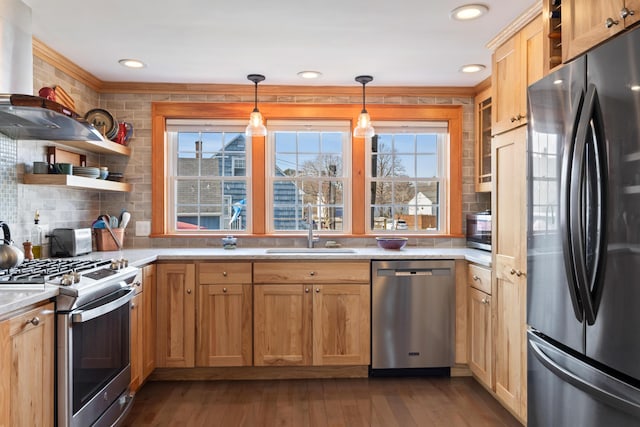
left=0, top=55, right=490, bottom=251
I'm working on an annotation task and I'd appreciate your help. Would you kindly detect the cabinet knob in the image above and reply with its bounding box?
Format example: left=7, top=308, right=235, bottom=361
left=26, top=317, right=40, bottom=326
left=515, top=270, right=524, bottom=277
left=621, top=7, right=635, bottom=19
left=223, top=287, right=227, bottom=293
left=187, top=289, right=192, bottom=294
left=472, top=275, right=480, bottom=281
left=481, top=298, right=489, bottom=305
left=315, top=288, right=320, bottom=293
left=510, top=116, right=518, bottom=123
left=223, top=271, right=227, bottom=277
left=605, top=17, right=620, bottom=28
left=131, top=303, right=136, bottom=309
left=510, top=268, right=516, bottom=275
left=517, top=114, right=525, bottom=121
left=309, top=271, right=315, bottom=276
left=305, top=288, right=310, bottom=293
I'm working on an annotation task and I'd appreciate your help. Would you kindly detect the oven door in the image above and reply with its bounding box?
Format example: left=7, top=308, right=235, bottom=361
left=58, top=286, right=135, bottom=427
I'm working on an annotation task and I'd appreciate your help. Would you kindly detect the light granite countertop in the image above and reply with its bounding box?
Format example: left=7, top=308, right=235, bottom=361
left=0, top=247, right=490, bottom=317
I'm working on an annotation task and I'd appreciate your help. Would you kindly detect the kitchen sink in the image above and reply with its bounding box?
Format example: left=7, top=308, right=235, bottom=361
left=264, top=248, right=357, bottom=254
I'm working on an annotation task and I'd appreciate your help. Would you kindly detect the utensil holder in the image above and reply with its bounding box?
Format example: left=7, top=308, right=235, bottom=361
left=94, top=228, right=124, bottom=251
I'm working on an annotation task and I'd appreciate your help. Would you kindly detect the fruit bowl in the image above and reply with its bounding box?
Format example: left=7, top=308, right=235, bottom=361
left=376, top=237, right=408, bottom=250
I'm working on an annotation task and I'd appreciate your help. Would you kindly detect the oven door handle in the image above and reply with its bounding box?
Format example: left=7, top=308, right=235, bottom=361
left=71, top=287, right=135, bottom=323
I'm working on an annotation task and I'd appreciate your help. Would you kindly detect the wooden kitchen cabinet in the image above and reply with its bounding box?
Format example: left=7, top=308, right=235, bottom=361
left=196, top=262, right=252, bottom=367
left=129, top=292, right=143, bottom=392
left=130, top=264, right=156, bottom=392
left=475, top=86, right=492, bottom=192
left=563, top=0, right=640, bottom=62
left=467, top=264, right=493, bottom=390
left=253, top=262, right=370, bottom=367
left=492, top=15, right=544, bottom=135
left=156, top=263, right=195, bottom=368
left=0, top=302, right=55, bottom=427
left=142, top=264, right=156, bottom=380
left=492, top=126, right=528, bottom=422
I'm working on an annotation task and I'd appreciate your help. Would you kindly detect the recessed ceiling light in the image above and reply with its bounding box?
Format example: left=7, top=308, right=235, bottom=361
left=118, top=59, right=146, bottom=69
left=450, top=4, right=489, bottom=21
left=553, top=79, right=564, bottom=85
left=297, top=71, right=323, bottom=79
left=459, top=64, right=486, bottom=73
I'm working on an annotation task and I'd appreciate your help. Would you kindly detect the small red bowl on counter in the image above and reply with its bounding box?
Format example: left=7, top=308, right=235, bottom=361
left=376, top=237, right=408, bottom=250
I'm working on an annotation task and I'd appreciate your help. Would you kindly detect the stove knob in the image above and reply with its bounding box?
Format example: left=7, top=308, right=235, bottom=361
left=60, top=274, right=73, bottom=286
left=72, top=271, right=81, bottom=283
left=110, top=261, right=119, bottom=270
left=121, top=258, right=129, bottom=268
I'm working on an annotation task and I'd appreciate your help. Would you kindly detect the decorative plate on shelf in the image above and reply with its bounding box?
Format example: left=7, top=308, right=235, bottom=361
left=85, top=109, right=116, bottom=138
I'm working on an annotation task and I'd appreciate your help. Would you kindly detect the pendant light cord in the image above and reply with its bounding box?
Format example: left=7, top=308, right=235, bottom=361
left=361, top=83, right=367, bottom=113
left=253, top=81, right=259, bottom=113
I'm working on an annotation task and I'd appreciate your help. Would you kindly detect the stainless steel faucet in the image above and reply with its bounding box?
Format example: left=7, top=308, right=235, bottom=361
left=306, top=203, right=320, bottom=248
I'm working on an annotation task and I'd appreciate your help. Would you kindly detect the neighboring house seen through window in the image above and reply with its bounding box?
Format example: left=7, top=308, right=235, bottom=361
left=166, top=119, right=250, bottom=232
left=368, top=121, right=449, bottom=233
left=267, top=120, right=351, bottom=233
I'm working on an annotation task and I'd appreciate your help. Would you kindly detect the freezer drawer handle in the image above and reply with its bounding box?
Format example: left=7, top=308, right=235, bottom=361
left=395, top=270, right=432, bottom=276
left=530, top=335, right=640, bottom=418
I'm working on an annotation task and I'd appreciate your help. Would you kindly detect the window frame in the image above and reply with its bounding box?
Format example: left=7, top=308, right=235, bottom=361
left=367, top=121, right=450, bottom=234
left=151, top=102, right=463, bottom=237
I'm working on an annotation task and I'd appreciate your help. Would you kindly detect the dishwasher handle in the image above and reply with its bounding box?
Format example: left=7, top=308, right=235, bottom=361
left=376, top=268, right=452, bottom=277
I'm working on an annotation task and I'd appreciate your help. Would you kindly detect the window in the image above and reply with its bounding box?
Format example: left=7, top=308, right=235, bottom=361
left=152, top=102, right=463, bottom=237
left=166, top=119, right=250, bottom=232
left=368, top=122, right=449, bottom=233
left=267, top=120, right=351, bottom=233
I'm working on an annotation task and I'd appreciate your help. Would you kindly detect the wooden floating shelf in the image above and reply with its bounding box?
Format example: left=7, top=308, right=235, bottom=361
left=52, top=139, right=132, bottom=156
left=24, top=174, right=132, bottom=192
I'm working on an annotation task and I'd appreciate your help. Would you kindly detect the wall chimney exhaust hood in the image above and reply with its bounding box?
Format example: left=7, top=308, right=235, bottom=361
left=0, top=94, right=105, bottom=141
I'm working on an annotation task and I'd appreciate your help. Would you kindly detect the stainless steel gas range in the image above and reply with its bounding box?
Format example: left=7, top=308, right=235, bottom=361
left=0, top=258, right=140, bottom=427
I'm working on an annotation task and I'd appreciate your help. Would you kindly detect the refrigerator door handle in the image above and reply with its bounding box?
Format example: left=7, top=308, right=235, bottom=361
left=529, top=333, right=640, bottom=418
left=571, top=84, right=608, bottom=325
left=561, top=90, right=586, bottom=322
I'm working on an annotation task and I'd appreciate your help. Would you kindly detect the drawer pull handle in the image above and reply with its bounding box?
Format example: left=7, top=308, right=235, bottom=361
left=27, top=317, right=40, bottom=326
left=223, top=271, right=227, bottom=277
left=309, top=271, right=315, bottom=276
left=481, top=298, right=489, bottom=305
left=223, top=287, right=227, bottom=293
left=605, top=17, right=619, bottom=28
left=187, top=289, right=192, bottom=294
left=472, top=275, right=480, bottom=281
left=621, top=7, right=635, bottom=19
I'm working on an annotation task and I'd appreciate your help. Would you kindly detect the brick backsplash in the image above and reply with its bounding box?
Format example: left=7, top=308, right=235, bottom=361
left=0, top=56, right=490, bottom=251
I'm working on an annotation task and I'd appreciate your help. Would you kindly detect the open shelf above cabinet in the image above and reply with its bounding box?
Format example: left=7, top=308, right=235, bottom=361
left=52, top=139, right=131, bottom=156
left=23, top=174, right=132, bottom=192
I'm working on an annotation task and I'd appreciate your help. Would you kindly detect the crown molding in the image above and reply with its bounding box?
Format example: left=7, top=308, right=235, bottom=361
left=486, top=2, right=543, bottom=51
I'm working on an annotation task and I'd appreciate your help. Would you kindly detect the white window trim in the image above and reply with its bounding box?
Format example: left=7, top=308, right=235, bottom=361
left=365, top=121, right=450, bottom=235
left=265, top=119, right=352, bottom=234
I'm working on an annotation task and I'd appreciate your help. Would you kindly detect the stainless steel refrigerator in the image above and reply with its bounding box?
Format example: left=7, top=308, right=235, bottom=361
left=527, top=27, right=640, bottom=426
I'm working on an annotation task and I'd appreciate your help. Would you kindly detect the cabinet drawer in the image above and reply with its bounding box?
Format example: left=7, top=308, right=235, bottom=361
left=198, top=262, right=252, bottom=284
left=468, top=263, right=492, bottom=294
left=253, top=262, right=369, bottom=284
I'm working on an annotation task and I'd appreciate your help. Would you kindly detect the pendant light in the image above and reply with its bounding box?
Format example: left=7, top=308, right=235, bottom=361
left=353, top=75, right=375, bottom=138
left=246, top=74, right=267, bottom=137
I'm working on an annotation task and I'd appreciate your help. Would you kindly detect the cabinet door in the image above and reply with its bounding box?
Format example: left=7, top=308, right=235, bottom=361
left=475, top=87, right=492, bottom=192
left=129, top=293, right=143, bottom=392
left=492, top=35, right=522, bottom=135
left=468, top=287, right=492, bottom=389
left=521, top=16, right=544, bottom=106
left=142, top=264, right=156, bottom=380
left=253, top=284, right=312, bottom=366
left=197, top=284, right=252, bottom=367
left=0, top=302, right=55, bottom=427
left=156, top=263, right=195, bottom=368
left=563, top=0, right=625, bottom=62
left=312, top=284, right=370, bottom=366
left=492, top=127, right=527, bottom=420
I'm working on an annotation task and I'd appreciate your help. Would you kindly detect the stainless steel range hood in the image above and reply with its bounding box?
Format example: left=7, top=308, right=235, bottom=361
left=0, top=0, right=103, bottom=141
left=0, top=94, right=104, bottom=141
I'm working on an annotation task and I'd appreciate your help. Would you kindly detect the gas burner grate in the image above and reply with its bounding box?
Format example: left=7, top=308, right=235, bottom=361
left=0, top=258, right=113, bottom=285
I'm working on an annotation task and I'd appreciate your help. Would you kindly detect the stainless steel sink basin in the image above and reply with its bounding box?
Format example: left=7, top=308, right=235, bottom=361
left=264, top=248, right=357, bottom=254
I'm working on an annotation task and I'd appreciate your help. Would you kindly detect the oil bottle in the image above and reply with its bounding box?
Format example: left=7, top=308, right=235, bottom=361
left=31, top=210, right=43, bottom=259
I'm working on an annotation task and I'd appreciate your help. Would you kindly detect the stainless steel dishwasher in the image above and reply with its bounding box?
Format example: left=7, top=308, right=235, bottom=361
left=371, top=259, right=455, bottom=374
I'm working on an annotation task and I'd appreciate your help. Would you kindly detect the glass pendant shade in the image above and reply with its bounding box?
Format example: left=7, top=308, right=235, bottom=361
left=246, top=74, right=267, bottom=137
left=353, top=111, right=375, bottom=138
left=246, top=110, right=267, bottom=136
left=353, top=75, right=375, bottom=138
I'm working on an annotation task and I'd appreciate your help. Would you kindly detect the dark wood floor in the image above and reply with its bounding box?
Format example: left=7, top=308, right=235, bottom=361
left=122, top=377, right=521, bottom=427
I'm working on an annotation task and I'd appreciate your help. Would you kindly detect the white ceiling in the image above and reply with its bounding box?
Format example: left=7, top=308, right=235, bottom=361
left=22, top=0, right=536, bottom=87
